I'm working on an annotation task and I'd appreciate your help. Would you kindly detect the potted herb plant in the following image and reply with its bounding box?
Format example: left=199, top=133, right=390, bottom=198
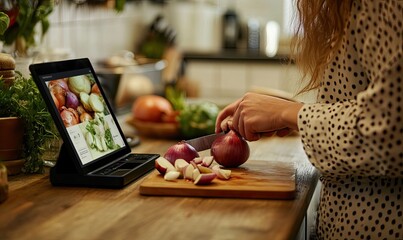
left=0, top=72, right=58, bottom=174
left=1, top=17, right=57, bottom=174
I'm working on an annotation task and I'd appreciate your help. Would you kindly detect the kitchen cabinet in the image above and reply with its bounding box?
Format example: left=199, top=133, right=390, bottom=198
left=183, top=55, right=316, bottom=103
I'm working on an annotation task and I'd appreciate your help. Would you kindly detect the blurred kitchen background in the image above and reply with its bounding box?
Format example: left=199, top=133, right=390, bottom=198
left=2, top=0, right=316, bottom=114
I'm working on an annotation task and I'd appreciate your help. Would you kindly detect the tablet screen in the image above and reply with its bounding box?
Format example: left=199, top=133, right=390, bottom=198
left=39, top=68, right=126, bottom=165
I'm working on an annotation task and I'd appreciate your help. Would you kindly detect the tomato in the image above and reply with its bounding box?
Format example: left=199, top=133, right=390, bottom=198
left=132, top=95, right=175, bottom=122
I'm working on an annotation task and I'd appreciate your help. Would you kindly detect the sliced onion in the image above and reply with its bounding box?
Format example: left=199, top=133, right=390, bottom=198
left=164, top=141, right=199, bottom=165
left=164, top=171, right=181, bottom=181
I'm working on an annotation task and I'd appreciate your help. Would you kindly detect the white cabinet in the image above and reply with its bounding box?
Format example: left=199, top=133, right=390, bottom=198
left=185, top=61, right=316, bottom=103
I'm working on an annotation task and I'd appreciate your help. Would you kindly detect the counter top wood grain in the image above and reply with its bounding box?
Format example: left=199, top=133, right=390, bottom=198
left=0, top=133, right=319, bottom=240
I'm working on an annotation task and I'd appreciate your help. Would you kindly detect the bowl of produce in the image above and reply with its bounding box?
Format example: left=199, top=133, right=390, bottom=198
left=127, top=88, right=220, bottom=139
left=127, top=95, right=180, bottom=138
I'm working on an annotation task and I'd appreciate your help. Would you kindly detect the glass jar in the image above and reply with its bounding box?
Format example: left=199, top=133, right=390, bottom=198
left=42, top=137, right=63, bottom=167
left=0, top=162, right=9, bottom=204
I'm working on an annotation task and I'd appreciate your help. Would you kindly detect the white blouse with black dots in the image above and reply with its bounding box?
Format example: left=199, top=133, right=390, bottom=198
left=297, top=1, right=402, bottom=239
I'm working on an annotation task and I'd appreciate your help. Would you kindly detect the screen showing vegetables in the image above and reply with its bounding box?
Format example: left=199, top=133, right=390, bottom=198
left=47, top=75, right=109, bottom=128
left=44, top=71, right=125, bottom=165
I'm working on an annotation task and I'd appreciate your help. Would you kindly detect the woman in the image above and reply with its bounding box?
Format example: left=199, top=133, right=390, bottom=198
left=215, top=0, right=402, bottom=239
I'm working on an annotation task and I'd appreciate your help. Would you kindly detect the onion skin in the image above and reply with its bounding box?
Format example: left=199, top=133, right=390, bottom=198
left=211, top=130, right=250, bottom=168
left=164, top=141, right=200, bottom=165
left=50, top=84, right=66, bottom=108
left=51, top=92, right=60, bottom=111
left=48, top=79, right=69, bottom=92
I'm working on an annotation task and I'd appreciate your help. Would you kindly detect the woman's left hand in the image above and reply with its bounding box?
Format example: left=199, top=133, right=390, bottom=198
left=215, top=92, right=304, bottom=141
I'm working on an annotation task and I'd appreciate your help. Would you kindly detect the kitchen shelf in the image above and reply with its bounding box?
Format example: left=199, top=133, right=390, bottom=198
left=183, top=50, right=291, bottom=64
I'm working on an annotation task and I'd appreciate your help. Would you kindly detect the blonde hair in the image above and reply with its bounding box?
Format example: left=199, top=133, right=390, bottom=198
left=292, top=0, right=353, bottom=94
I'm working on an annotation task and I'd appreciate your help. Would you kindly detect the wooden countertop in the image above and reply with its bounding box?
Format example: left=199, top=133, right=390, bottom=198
left=0, top=130, right=319, bottom=240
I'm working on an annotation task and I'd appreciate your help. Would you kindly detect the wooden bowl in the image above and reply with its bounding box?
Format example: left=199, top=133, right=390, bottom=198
left=126, top=117, right=180, bottom=139
left=0, top=149, right=23, bottom=161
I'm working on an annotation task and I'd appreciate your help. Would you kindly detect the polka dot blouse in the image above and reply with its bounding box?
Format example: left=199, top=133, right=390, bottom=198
left=297, top=0, right=402, bottom=239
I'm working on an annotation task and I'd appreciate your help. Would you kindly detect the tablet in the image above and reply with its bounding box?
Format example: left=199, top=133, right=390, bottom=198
left=30, top=58, right=158, bottom=188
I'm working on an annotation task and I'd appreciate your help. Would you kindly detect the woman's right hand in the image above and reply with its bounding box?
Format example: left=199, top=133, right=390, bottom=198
left=215, top=92, right=303, bottom=141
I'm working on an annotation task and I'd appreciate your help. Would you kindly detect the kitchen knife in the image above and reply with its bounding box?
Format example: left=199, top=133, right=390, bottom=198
left=185, top=132, right=225, bottom=152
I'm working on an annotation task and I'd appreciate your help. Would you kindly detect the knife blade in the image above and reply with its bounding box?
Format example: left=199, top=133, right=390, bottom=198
left=185, top=132, right=225, bottom=152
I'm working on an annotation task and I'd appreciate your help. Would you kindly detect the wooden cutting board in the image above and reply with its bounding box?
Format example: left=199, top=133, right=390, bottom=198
left=139, top=160, right=296, bottom=199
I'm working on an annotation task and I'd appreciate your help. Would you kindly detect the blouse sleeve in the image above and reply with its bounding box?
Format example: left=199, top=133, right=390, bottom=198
left=298, top=0, right=403, bottom=178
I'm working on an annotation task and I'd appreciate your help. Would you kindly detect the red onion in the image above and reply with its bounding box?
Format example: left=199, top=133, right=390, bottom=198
left=211, top=130, right=250, bottom=168
left=164, top=141, right=200, bottom=164
left=65, top=91, right=79, bottom=109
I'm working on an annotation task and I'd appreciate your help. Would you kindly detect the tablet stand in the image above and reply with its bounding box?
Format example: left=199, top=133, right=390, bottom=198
left=51, top=143, right=76, bottom=174
left=49, top=143, right=157, bottom=188
left=49, top=143, right=100, bottom=187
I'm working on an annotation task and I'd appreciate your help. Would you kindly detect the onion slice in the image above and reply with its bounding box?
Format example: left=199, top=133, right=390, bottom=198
left=155, top=157, right=176, bottom=175
left=212, top=165, right=231, bottom=180
left=164, top=171, right=181, bottom=181
left=194, top=173, right=216, bottom=185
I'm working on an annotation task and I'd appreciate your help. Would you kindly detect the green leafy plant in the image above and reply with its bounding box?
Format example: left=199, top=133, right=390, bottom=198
left=165, top=86, right=220, bottom=139
left=1, top=0, right=55, bottom=56
left=114, top=0, right=126, bottom=12
left=0, top=74, right=58, bottom=173
left=0, top=12, right=10, bottom=35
